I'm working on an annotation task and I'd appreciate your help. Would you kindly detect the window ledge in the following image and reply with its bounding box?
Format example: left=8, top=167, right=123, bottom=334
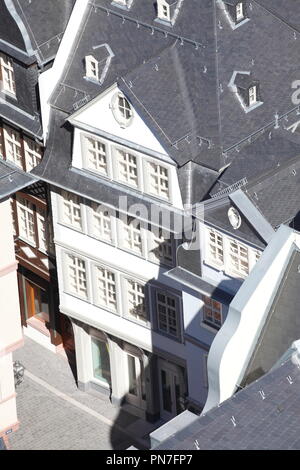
left=200, top=321, right=220, bottom=334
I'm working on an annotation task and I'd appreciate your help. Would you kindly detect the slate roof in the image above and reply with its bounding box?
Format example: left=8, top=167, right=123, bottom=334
left=212, top=127, right=300, bottom=193
left=243, top=157, right=300, bottom=228
left=44, top=0, right=300, bottom=180
left=8, top=0, right=75, bottom=64
left=0, top=159, right=37, bottom=200
left=155, top=353, right=300, bottom=450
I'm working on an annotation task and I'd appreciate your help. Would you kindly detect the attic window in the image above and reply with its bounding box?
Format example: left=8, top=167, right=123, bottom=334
left=111, top=0, right=134, bottom=9
left=228, top=72, right=263, bottom=113
left=85, top=55, right=99, bottom=81
left=222, top=1, right=248, bottom=28
left=111, top=92, right=133, bottom=128
left=236, top=2, right=244, bottom=21
left=156, top=1, right=182, bottom=25
left=249, top=85, right=257, bottom=106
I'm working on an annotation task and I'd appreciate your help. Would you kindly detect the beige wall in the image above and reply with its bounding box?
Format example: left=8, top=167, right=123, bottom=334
left=0, top=199, right=22, bottom=437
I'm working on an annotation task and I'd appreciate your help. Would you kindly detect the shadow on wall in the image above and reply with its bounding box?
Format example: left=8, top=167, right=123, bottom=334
left=108, top=250, right=241, bottom=449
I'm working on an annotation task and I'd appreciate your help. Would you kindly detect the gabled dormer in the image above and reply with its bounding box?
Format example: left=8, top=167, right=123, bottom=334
left=228, top=71, right=263, bottom=113
left=84, top=44, right=115, bottom=85
left=111, top=0, right=134, bottom=10
left=221, top=1, right=249, bottom=28
left=156, top=0, right=183, bottom=26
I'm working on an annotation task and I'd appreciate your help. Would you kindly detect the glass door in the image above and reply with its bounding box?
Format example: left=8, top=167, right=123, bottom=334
left=158, top=359, right=185, bottom=420
left=126, top=353, right=146, bottom=409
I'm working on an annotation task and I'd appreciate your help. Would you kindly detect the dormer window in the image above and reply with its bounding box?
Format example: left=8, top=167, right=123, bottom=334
left=0, top=53, right=16, bottom=95
left=111, top=92, right=133, bottom=127
left=85, top=55, right=99, bottom=81
left=248, top=85, right=257, bottom=106
left=236, top=2, right=244, bottom=21
left=111, top=0, right=134, bottom=9
left=84, top=45, right=114, bottom=85
left=156, top=1, right=182, bottom=25
left=228, top=71, right=263, bottom=113
left=222, top=1, right=248, bottom=28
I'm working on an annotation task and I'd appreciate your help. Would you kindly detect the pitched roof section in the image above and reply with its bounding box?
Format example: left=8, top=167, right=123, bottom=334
left=154, top=351, right=300, bottom=450
left=0, top=159, right=38, bottom=200
left=46, top=0, right=300, bottom=174
left=11, top=0, right=75, bottom=64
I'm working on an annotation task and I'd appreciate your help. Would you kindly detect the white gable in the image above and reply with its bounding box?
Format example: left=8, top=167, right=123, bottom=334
left=69, top=84, right=170, bottom=160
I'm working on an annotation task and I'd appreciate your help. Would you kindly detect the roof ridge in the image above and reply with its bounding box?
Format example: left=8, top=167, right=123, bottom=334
left=254, top=0, right=300, bottom=34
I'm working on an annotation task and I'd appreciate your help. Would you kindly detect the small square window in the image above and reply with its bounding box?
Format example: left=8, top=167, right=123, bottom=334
left=202, top=295, right=222, bottom=330
left=66, top=254, right=87, bottom=299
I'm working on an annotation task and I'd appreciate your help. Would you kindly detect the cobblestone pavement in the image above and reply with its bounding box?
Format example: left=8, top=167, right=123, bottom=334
left=9, top=337, right=160, bottom=450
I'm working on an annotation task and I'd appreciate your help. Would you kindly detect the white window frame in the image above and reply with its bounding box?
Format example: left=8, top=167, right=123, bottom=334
left=248, top=85, right=257, bottom=106
left=24, top=137, right=42, bottom=172
left=87, top=202, right=116, bottom=244
left=118, top=215, right=146, bottom=257
left=156, top=290, right=181, bottom=340
left=85, top=55, right=99, bottom=81
left=227, top=238, right=249, bottom=278
left=93, top=264, right=118, bottom=313
left=36, top=206, right=48, bottom=254
left=90, top=331, right=111, bottom=389
left=60, top=190, right=84, bottom=231
left=64, top=252, right=88, bottom=300
left=157, top=1, right=171, bottom=21
left=3, top=125, right=22, bottom=168
left=206, top=227, right=224, bottom=268
left=82, top=134, right=109, bottom=176
left=114, top=146, right=140, bottom=189
left=236, top=2, right=244, bottom=21
left=0, top=53, right=16, bottom=95
left=146, top=161, right=170, bottom=200
left=16, top=196, right=36, bottom=246
left=147, top=227, right=174, bottom=267
left=111, top=92, right=133, bottom=128
left=123, top=278, right=148, bottom=325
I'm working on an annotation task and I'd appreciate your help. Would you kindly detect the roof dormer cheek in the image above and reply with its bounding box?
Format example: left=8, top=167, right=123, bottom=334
left=219, top=0, right=250, bottom=29
left=156, top=0, right=184, bottom=27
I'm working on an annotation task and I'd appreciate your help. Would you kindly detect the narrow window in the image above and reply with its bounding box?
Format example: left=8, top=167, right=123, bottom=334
left=17, top=197, right=35, bottom=245
left=148, top=162, right=169, bottom=199
left=116, top=149, right=138, bottom=187
left=91, top=337, right=111, bottom=384
left=85, top=137, right=107, bottom=175
left=3, top=126, right=22, bottom=168
left=229, top=239, right=249, bottom=276
left=122, top=217, right=143, bottom=255
left=85, top=55, right=99, bottom=81
left=66, top=254, right=87, bottom=299
left=249, top=85, right=257, bottom=106
left=61, top=191, right=82, bottom=230
left=207, top=229, right=224, bottom=265
left=24, top=138, right=42, bottom=172
left=95, top=266, right=117, bottom=312
left=0, top=53, right=16, bottom=95
left=126, top=280, right=147, bottom=323
left=236, top=2, right=244, bottom=21
left=157, top=292, right=179, bottom=338
left=91, top=203, right=113, bottom=242
left=202, top=295, right=222, bottom=329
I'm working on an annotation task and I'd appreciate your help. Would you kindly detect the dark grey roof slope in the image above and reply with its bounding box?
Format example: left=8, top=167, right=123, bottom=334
left=12, top=0, right=75, bottom=64
left=0, top=437, right=6, bottom=450
left=0, top=159, right=37, bottom=200
left=256, top=0, right=300, bottom=32
left=47, top=0, right=300, bottom=177
left=155, top=355, right=300, bottom=450
left=244, top=157, right=300, bottom=228
left=212, top=128, right=300, bottom=192
left=241, top=250, right=300, bottom=386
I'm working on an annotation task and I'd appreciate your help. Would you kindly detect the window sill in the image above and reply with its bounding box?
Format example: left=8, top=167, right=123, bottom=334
left=200, top=321, right=220, bottom=334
